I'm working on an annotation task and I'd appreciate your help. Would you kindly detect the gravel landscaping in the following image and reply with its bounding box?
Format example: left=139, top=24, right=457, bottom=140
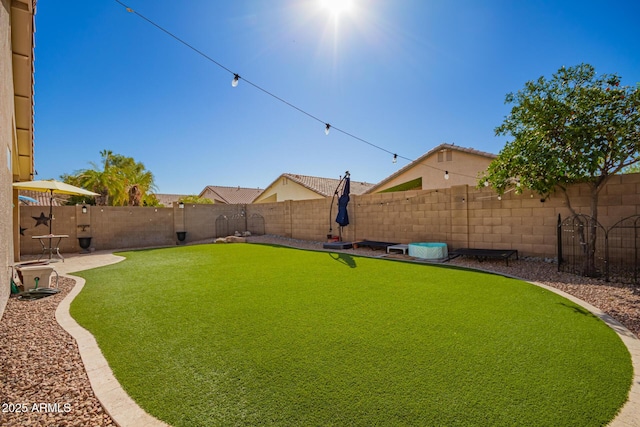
left=1, top=235, right=638, bottom=425
left=0, top=277, right=116, bottom=427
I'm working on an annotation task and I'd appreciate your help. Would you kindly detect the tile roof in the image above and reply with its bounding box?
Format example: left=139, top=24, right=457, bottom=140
left=366, top=143, right=496, bottom=193
left=199, top=186, right=264, bottom=204
left=154, top=194, right=190, bottom=207
left=281, top=173, right=374, bottom=197
left=18, top=190, right=65, bottom=206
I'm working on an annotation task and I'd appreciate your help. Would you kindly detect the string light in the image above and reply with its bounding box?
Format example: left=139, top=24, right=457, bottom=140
left=113, top=0, right=482, bottom=183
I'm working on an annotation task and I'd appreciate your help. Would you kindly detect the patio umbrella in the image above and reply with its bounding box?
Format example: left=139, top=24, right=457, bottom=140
left=12, top=180, right=99, bottom=235
left=18, top=195, right=38, bottom=204
left=335, top=173, right=350, bottom=227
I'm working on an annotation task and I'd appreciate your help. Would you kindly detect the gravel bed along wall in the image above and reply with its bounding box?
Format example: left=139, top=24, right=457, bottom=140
left=0, top=277, right=116, bottom=427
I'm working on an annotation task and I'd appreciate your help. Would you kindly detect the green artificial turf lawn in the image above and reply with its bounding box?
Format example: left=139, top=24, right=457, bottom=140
left=70, top=244, right=632, bottom=426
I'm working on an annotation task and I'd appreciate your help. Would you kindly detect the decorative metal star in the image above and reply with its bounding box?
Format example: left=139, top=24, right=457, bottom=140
left=32, top=212, right=49, bottom=228
left=20, top=226, right=27, bottom=236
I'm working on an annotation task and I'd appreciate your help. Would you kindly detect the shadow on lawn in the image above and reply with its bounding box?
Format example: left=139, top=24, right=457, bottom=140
left=328, top=252, right=357, bottom=268
left=559, top=302, right=599, bottom=319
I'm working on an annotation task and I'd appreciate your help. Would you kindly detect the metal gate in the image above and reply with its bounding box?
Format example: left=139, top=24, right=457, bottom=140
left=558, top=214, right=640, bottom=284
left=215, top=215, right=230, bottom=238
left=214, top=213, right=265, bottom=237
left=606, top=215, right=640, bottom=284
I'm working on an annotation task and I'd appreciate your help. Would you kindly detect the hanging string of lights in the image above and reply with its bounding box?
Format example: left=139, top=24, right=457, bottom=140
left=113, top=0, right=480, bottom=181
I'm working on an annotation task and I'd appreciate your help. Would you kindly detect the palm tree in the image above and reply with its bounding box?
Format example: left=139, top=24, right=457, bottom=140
left=107, top=154, right=157, bottom=206
left=67, top=150, right=122, bottom=206
left=63, top=150, right=157, bottom=206
left=125, top=164, right=157, bottom=206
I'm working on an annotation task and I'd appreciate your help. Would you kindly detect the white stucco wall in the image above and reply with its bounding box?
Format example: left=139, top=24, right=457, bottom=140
left=374, top=150, right=493, bottom=192
left=254, top=178, right=325, bottom=203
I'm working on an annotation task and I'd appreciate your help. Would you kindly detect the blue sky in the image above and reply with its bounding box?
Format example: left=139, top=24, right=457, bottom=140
left=33, top=0, right=640, bottom=194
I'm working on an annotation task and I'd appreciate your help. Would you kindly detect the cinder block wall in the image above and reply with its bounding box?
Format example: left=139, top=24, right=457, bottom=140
left=90, top=206, right=174, bottom=250
left=249, top=202, right=287, bottom=236
left=181, top=203, right=245, bottom=243
left=18, top=174, right=640, bottom=259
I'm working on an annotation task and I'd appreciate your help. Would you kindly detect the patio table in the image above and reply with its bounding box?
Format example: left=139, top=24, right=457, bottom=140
left=32, top=234, right=69, bottom=262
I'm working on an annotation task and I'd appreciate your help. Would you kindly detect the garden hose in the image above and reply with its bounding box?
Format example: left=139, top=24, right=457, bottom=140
left=18, top=288, right=60, bottom=301
left=10, top=278, right=20, bottom=294
left=8, top=265, right=20, bottom=294
left=15, top=272, right=60, bottom=301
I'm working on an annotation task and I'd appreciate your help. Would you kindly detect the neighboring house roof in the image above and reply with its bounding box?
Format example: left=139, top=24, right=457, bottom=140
left=154, top=193, right=190, bottom=207
left=18, top=190, right=64, bottom=206
left=366, top=143, right=496, bottom=193
left=199, top=186, right=264, bottom=204
left=278, top=173, right=374, bottom=197
left=254, top=173, right=375, bottom=203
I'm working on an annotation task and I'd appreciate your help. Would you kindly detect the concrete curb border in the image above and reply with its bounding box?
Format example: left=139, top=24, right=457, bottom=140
left=54, top=254, right=169, bottom=427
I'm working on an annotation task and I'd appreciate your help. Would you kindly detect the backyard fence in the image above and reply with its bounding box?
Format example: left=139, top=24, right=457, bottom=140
left=558, top=214, right=640, bottom=284
left=215, top=212, right=265, bottom=237
left=17, top=174, right=640, bottom=259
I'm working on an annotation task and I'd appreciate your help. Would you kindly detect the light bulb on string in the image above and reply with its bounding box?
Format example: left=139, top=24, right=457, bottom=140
left=392, top=154, right=397, bottom=164
left=444, top=171, right=449, bottom=180
left=115, top=3, right=486, bottom=180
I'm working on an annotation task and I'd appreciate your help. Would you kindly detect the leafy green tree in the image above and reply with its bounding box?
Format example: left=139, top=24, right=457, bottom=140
left=482, top=64, right=640, bottom=275
left=63, top=150, right=158, bottom=206
left=621, top=163, right=640, bottom=174
left=178, top=195, right=213, bottom=204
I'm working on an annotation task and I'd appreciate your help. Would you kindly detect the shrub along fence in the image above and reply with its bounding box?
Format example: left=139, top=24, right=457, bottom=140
left=17, top=173, right=640, bottom=263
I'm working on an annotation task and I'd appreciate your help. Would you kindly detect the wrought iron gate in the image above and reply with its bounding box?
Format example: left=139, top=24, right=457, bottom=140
left=558, top=214, right=640, bottom=284
left=215, top=213, right=265, bottom=238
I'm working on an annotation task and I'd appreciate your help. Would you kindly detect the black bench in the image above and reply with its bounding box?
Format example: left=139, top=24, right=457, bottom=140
left=353, top=240, right=399, bottom=251
left=447, top=248, right=519, bottom=266
left=322, top=241, right=354, bottom=250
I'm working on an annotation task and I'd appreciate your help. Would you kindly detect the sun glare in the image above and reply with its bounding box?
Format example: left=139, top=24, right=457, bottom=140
left=320, top=0, right=354, bottom=17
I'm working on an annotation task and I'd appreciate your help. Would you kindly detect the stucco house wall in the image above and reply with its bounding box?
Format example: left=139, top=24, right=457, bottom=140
left=369, top=144, right=495, bottom=193
left=1, top=0, right=14, bottom=318
left=253, top=176, right=326, bottom=203
left=1, top=0, right=35, bottom=319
